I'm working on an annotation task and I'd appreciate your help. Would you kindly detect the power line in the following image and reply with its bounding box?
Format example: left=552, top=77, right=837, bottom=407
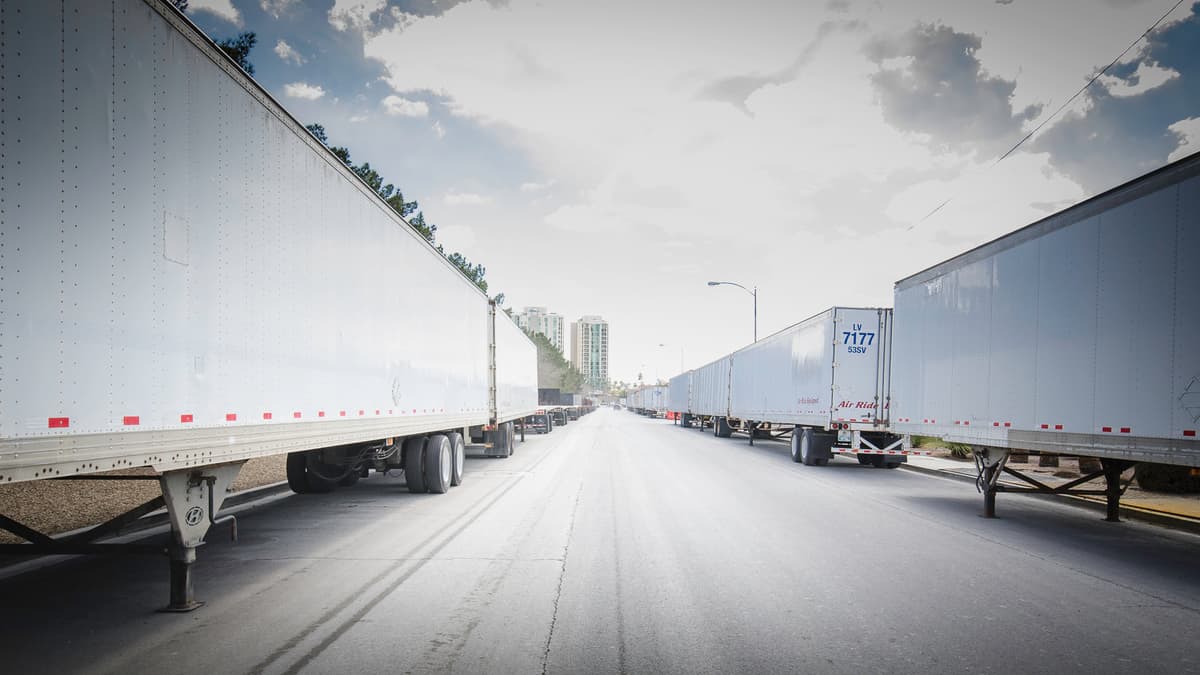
left=907, top=0, right=1190, bottom=231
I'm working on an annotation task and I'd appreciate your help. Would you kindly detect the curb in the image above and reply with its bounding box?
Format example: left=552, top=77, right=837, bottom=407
left=900, top=463, right=1200, bottom=535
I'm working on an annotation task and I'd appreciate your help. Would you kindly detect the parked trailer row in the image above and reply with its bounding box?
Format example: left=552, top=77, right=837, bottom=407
left=666, top=151, right=1200, bottom=520
left=0, top=0, right=537, bottom=611
left=625, top=386, right=668, bottom=417
left=669, top=308, right=916, bottom=468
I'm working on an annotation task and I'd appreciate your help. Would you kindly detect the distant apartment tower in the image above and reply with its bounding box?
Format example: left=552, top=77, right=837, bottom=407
left=571, top=315, right=609, bottom=391
left=515, top=306, right=565, bottom=352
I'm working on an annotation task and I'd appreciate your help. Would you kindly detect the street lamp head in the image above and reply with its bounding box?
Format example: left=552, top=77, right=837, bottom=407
left=706, top=281, right=719, bottom=286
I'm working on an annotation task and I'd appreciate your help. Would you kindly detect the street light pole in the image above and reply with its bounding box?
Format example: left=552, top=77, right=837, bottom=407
left=707, top=280, right=757, bottom=342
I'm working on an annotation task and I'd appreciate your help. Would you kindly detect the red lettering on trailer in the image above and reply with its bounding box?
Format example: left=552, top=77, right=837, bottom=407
left=48, top=417, right=70, bottom=429
left=180, top=414, right=194, bottom=423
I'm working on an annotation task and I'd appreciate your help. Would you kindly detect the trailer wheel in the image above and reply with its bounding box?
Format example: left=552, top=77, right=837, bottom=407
left=404, top=437, right=428, bottom=493
left=424, top=434, right=452, bottom=494
left=448, top=432, right=465, bottom=486
left=715, top=417, right=732, bottom=438
left=857, top=454, right=873, bottom=465
left=286, top=452, right=312, bottom=494
left=798, top=428, right=818, bottom=466
left=790, top=428, right=803, bottom=463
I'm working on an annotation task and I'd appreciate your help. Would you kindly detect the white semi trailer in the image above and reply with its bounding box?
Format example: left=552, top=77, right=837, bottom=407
left=681, top=308, right=919, bottom=467
left=892, top=152, right=1200, bottom=519
left=0, top=0, right=536, bottom=610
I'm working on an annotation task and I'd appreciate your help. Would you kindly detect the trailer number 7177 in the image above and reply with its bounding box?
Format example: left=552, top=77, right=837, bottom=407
left=842, top=324, right=875, bottom=354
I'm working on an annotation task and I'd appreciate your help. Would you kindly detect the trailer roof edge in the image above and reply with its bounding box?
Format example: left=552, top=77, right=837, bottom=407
left=894, top=150, right=1200, bottom=291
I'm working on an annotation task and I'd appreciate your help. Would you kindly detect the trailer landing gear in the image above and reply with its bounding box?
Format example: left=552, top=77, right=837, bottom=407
left=973, top=448, right=1137, bottom=521
left=0, top=462, right=244, bottom=613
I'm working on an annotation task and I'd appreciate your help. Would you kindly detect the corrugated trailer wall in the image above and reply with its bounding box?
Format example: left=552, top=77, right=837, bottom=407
left=0, top=0, right=491, bottom=483
left=892, top=154, right=1200, bottom=467
left=692, top=356, right=732, bottom=418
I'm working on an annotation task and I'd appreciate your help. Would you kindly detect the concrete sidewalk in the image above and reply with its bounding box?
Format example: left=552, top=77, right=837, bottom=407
left=901, top=454, right=1200, bottom=530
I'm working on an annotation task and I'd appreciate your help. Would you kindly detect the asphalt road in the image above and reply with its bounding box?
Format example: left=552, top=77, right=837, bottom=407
left=2, top=409, right=1199, bottom=674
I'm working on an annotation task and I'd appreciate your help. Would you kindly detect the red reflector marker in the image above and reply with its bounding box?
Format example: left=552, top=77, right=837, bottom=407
left=1055, top=424, right=1063, bottom=430
left=48, top=417, right=70, bottom=429
left=1185, top=430, right=1196, bottom=437
left=1120, top=427, right=1131, bottom=434
left=226, top=413, right=237, bottom=422
left=1041, top=424, right=1049, bottom=429
left=1004, top=422, right=1011, bottom=428
left=293, top=412, right=302, bottom=419
left=181, top=414, right=194, bottom=423
left=318, top=411, right=326, bottom=417
left=358, top=410, right=364, bottom=416
left=123, top=416, right=140, bottom=426
left=263, top=412, right=273, bottom=420
left=993, top=422, right=999, bottom=427
left=1102, top=426, right=1112, bottom=433
left=340, top=411, right=346, bottom=417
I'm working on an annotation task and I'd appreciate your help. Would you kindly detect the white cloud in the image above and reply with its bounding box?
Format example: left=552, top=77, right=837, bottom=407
left=1168, top=118, right=1200, bottom=162
left=1099, top=62, right=1180, bottom=98
left=382, top=95, right=430, bottom=117
left=520, top=180, right=555, bottom=193
left=329, top=0, right=387, bottom=32
left=444, top=190, right=492, bottom=206
left=355, top=0, right=1193, bottom=378
left=432, top=120, right=446, bottom=138
left=274, top=39, right=305, bottom=66
left=260, top=0, right=300, bottom=19
left=283, top=82, right=326, bottom=100
left=189, top=0, right=241, bottom=26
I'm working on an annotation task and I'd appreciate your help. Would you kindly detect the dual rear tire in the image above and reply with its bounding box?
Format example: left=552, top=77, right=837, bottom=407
left=406, top=433, right=461, bottom=493
left=791, top=428, right=830, bottom=466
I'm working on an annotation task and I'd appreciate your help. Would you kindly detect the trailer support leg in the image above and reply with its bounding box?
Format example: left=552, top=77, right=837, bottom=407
left=748, top=421, right=755, bottom=446
left=974, top=448, right=1009, bottom=519
left=157, top=462, right=244, bottom=612
left=164, top=541, right=201, bottom=612
left=1100, top=459, right=1135, bottom=523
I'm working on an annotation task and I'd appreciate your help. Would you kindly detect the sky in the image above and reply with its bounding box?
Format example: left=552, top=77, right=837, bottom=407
left=185, top=0, right=1200, bottom=385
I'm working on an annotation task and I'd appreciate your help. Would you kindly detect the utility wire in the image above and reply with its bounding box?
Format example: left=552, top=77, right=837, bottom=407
left=907, top=0, right=1190, bottom=231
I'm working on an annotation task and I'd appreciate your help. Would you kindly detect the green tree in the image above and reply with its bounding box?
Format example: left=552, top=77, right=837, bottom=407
left=217, top=32, right=257, bottom=75
left=526, top=331, right=586, bottom=393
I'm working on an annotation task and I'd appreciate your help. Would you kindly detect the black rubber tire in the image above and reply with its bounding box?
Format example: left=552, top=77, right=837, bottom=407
left=424, top=434, right=452, bottom=494
left=857, top=454, right=874, bottom=466
left=715, top=417, right=732, bottom=438
left=790, top=429, right=803, bottom=463
left=448, top=432, right=465, bottom=486
left=286, top=452, right=312, bottom=494
left=404, top=437, right=428, bottom=493
left=799, top=428, right=818, bottom=466
left=882, top=461, right=901, bottom=469
left=304, top=455, right=340, bottom=493
left=505, top=421, right=515, bottom=457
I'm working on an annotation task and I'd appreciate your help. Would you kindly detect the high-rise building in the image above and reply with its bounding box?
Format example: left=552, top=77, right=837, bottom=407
left=571, top=315, right=609, bottom=391
left=514, top=306, right=565, bottom=352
